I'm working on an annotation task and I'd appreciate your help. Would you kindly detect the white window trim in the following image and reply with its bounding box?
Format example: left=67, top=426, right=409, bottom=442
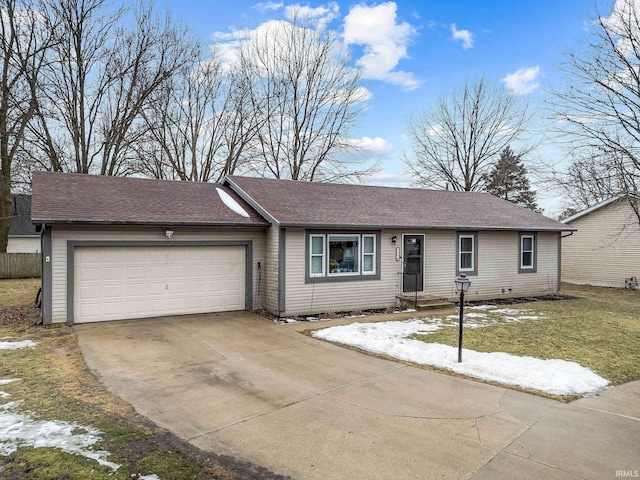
left=327, top=234, right=360, bottom=276
left=521, top=234, right=535, bottom=269
left=307, top=233, right=378, bottom=279
left=362, top=234, right=376, bottom=275
left=309, top=234, right=325, bottom=277
left=459, top=234, right=475, bottom=272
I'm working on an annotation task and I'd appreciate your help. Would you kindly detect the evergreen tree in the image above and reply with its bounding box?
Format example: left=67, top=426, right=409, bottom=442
left=483, top=147, right=539, bottom=211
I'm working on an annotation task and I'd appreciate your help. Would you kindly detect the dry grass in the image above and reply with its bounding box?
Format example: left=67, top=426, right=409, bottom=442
left=413, top=283, right=640, bottom=387
left=0, top=278, right=40, bottom=308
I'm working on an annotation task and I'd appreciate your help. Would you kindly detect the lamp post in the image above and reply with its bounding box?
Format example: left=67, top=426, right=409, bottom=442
left=454, top=274, right=471, bottom=363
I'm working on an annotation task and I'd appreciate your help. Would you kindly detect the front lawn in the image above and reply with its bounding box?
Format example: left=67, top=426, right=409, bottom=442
left=416, top=284, right=640, bottom=386
left=0, top=278, right=260, bottom=479
left=312, top=283, right=640, bottom=401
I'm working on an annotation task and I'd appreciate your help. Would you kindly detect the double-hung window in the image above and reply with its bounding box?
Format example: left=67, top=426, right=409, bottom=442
left=362, top=235, right=376, bottom=275
left=457, top=232, right=477, bottom=275
left=307, top=233, right=378, bottom=281
left=310, top=235, right=326, bottom=277
left=519, top=233, right=537, bottom=272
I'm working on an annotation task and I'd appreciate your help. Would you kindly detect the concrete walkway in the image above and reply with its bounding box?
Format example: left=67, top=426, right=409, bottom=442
left=74, top=312, right=640, bottom=480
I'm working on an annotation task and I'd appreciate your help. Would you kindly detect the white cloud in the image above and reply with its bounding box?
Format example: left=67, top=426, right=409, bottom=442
left=451, top=23, right=474, bottom=49
left=343, top=2, right=419, bottom=90
left=426, top=124, right=445, bottom=137
left=252, top=1, right=284, bottom=12
left=502, top=66, right=541, bottom=95
left=347, top=136, right=392, bottom=153
left=284, top=2, right=339, bottom=23
left=353, top=86, right=372, bottom=103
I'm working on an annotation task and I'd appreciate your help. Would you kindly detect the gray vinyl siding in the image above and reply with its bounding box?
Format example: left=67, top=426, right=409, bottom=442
left=562, top=201, right=640, bottom=288
left=282, top=229, right=560, bottom=316
left=413, top=230, right=558, bottom=300
left=49, top=226, right=266, bottom=324
left=458, top=231, right=558, bottom=299
left=264, top=225, right=280, bottom=314
left=282, top=229, right=401, bottom=316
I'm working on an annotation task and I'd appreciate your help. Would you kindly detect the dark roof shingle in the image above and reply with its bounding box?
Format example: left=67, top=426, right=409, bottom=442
left=227, top=175, right=571, bottom=231
left=9, top=195, right=38, bottom=236
left=32, top=172, right=269, bottom=227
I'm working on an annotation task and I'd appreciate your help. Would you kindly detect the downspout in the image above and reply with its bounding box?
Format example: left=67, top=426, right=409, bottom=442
left=558, top=231, right=574, bottom=293
left=40, top=223, right=53, bottom=325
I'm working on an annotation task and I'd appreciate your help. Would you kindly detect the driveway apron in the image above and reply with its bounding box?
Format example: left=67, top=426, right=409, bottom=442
left=74, top=312, right=640, bottom=480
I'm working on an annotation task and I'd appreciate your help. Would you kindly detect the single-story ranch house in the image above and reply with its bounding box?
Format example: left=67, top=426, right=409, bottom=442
left=31, top=172, right=574, bottom=325
left=562, top=194, right=640, bottom=289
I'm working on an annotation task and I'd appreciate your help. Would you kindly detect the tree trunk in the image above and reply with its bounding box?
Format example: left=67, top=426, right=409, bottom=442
left=0, top=159, right=11, bottom=253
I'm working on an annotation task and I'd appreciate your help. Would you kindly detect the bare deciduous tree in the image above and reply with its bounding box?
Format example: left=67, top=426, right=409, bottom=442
left=29, top=0, right=197, bottom=176
left=239, top=14, right=370, bottom=182
left=552, top=0, right=640, bottom=224
left=0, top=0, right=54, bottom=252
left=555, top=151, right=626, bottom=217
left=135, top=48, right=260, bottom=182
left=404, top=77, right=529, bottom=191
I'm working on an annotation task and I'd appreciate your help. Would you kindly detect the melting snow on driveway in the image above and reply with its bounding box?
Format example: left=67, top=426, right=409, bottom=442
left=312, top=307, right=609, bottom=396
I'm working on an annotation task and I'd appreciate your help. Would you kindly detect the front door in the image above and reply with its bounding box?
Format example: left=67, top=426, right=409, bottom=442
left=403, top=235, right=423, bottom=293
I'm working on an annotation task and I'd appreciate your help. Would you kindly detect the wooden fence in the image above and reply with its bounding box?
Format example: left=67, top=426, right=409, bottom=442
left=0, top=253, right=41, bottom=279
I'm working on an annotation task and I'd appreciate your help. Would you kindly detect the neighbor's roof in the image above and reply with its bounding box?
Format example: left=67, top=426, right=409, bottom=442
left=562, top=194, right=636, bottom=224
left=31, top=172, right=269, bottom=227
left=227, top=175, right=573, bottom=231
left=9, top=195, right=38, bottom=236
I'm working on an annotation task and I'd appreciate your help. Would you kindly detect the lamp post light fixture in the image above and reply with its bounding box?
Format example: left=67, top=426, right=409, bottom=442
left=454, top=273, right=471, bottom=363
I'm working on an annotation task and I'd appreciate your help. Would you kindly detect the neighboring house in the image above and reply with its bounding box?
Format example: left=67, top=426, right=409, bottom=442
left=562, top=195, right=640, bottom=289
left=31, top=172, right=573, bottom=325
left=8, top=195, right=40, bottom=253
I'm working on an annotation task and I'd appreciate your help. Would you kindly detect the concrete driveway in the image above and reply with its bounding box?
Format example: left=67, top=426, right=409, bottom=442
left=75, top=312, right=640, bottom=480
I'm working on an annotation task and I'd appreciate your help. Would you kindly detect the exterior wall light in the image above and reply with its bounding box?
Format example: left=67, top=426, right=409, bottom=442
left=454, top=273, right=471, bottom=363
left=391, top=235, right=397, bottom=245
left=165, top=229, right=174, bottom=239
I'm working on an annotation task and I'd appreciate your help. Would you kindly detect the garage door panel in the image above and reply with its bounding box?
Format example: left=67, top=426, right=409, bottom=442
left=126, top=266, right=146, bottom=281
left=74, top=245, right=246, bottom=323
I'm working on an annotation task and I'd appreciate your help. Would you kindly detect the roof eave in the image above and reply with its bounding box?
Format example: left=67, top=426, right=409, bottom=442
left=31, top=219, right=269, bottom=228
left=278, top=222, right=574, bottom=232
left=562, top=194, right=631, bottom=223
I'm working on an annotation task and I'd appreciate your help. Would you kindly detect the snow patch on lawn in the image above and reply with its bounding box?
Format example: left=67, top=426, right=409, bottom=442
left=0, top=377, right=158, bottom=476
left=0, top=399, right=120, bottom=470
left=313, top=312, right=609, bottom=395
left=0, top=340, right=36, bottom=350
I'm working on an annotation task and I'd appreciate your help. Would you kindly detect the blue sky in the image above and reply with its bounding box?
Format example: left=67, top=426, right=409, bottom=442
left=160, top=0, right=610, bottom=214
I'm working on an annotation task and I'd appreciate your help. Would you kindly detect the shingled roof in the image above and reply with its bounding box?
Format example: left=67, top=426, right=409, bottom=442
left=226, top=175, right=572, bottom=231
left=9, top=195, right=38, bottom=236
left=31, top=172, right=269, bottom=227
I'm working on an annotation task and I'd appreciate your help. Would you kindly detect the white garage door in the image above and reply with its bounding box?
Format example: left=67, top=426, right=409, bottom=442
left=74, top=246, right=246, bottom=323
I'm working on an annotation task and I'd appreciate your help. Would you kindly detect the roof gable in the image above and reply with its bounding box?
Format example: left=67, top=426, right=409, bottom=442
left=226, top=176, right=571, bottom=231
left=31, top=172, right=269, bottom=227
